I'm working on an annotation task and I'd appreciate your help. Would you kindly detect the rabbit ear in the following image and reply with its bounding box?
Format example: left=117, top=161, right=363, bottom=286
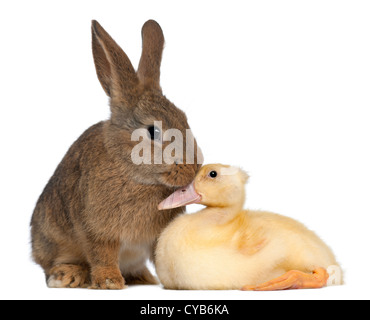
left=137, top=20, right=165, bottom=92
left=91, top=20, right=139, bottom=103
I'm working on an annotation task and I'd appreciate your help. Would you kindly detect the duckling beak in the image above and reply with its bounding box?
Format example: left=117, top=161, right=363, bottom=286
left=158, top=182, right=201, bottom=210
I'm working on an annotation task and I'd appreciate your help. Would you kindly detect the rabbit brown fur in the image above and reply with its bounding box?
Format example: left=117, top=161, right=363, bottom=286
left=30, top=20, right=202, bottom=289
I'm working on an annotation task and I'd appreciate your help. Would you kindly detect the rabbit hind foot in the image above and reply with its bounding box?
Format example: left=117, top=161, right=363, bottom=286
left=47, top=263, right=90, bottom=288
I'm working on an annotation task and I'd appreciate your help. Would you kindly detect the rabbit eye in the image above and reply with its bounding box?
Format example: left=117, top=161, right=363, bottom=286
left=147, top=125, right=161, bottom=141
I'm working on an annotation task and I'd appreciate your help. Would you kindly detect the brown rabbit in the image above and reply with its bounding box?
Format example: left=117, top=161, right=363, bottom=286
left=30, top=20, right=202, bottom=289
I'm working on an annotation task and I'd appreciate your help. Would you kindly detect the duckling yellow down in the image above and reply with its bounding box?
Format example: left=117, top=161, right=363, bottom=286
left=155, top=164, right=341, bottom=290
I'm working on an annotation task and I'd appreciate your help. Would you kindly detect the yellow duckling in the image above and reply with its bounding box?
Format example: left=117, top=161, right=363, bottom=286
left=155, top=164, right=341, bottom=290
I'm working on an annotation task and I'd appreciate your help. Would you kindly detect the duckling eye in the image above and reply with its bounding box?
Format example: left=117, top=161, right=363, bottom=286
left=209, top=171, right=218, bottom=178
left=147, top=125, right=161, bottom=141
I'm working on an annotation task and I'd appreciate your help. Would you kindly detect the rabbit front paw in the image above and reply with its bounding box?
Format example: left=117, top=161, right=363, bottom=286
left=89, top=266, right=126, bottom=290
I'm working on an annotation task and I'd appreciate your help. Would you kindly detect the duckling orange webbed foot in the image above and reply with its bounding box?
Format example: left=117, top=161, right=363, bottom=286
left=242, top=268, right=329, bottom=291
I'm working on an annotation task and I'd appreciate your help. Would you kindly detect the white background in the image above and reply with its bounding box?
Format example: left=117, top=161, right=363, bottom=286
left=1, top=0, right=369, bottom=300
